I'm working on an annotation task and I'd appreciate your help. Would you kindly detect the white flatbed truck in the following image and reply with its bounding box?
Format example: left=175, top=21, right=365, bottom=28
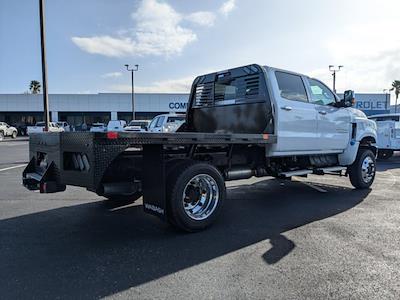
left=23, top=64, right=377, bottom=232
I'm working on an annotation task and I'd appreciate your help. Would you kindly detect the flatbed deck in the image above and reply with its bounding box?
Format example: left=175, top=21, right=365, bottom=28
left=91, top=131, right=277, bottom=145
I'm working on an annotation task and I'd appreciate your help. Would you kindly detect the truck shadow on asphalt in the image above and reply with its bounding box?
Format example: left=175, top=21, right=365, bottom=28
left=376, top=154, right=400, bottom=171
left=1, top=178, right=370, bottom=299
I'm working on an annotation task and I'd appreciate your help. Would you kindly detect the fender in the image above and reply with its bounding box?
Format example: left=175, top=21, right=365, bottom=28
left=338, top=119, right=377, bottom=166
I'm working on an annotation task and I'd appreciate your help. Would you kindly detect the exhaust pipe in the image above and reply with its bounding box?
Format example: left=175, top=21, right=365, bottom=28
left=225, top=167, right=269, bottom=180
left=225, top=167, right=255, bottom=180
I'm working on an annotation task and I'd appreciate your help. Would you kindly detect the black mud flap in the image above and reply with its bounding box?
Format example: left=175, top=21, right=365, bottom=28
left=22, top=158, right=66, bottom=193
left=142, top=145, right=166, bottom=220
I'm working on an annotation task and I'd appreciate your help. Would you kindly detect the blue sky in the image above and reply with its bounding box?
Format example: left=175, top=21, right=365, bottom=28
left=1, top=0, right=399, bottom=100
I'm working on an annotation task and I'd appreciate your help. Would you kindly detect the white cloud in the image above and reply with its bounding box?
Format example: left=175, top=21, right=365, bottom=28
left=186, top=11, right=216, bottom=27
left=307, top=21, right=400, bottom=101
left=130, top=0, right=196, bottom=56
left=107, top=76, right=195, bottom=93
left=72, top=0, right=198, bottom=57
left=219, top=0, right=236, bottom=17
left=72, top=0, right=237, bottom=58
left=72, top=36, right=135, bottom=57
left=101, top=72, right=123, bottom=78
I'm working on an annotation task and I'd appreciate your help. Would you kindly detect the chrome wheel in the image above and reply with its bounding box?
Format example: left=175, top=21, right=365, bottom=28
left=361, top=156, right=375, bottom=183
left=182, top=174, right=219, bottom=221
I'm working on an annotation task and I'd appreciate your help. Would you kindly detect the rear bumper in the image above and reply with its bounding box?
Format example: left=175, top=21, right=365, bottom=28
left=22, top=158, right=66, bottom=193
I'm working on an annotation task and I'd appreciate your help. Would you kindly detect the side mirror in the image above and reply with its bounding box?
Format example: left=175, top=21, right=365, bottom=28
left=341, top=90, right=355, bottom=107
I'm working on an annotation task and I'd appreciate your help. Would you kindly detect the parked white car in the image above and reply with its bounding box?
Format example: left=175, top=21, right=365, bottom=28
left=107, top=120, right=127, bottom=132
left=124, top=120, right=150, bottom=132
left=148, top=114, right=185, bottom=133
left=369, top=113, right=400, bottom=159
left=90, top=123, right=107, bottom=133
left=0, top=122, right=18, bottom=140
left=56, top=121, right=71, bottom=132
left=27, top=122, right=64, bottom=135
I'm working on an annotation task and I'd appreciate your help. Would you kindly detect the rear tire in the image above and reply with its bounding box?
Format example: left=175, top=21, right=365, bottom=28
left=377, top=149, right=393, bottom=160
left=348, top=148, right=376, bottom=189
left=0, top=131, right=4, bottom=141
left=11, top=131, right=17, bottom=139
left=167, top=162, right=226, bottom=232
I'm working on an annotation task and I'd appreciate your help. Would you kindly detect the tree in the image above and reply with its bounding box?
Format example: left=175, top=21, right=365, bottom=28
left=29, top=80, right=41, bottom=94
left=390, top=80, right=400, bottom=113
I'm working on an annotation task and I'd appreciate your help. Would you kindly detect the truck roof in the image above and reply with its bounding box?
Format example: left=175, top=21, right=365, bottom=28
left=369, top=113, right=400, bottom=118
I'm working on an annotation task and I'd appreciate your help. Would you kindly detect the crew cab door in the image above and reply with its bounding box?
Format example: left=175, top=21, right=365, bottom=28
left=306, top=78, right=351, bottom=150
left=272, top=71, right=319, bottom=152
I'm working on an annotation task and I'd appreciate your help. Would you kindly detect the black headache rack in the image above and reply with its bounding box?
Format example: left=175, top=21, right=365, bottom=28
left=22, top=131, right=276, bottom=193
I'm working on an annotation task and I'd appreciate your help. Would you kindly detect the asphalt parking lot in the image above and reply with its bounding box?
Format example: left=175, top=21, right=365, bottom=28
left=1, top=140, right=400, bottom=299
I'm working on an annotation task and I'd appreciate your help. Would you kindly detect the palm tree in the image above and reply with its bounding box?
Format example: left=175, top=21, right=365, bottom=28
left=29, top=80, right=41, bottom=94
left=390, top=80, right=400, bottom=113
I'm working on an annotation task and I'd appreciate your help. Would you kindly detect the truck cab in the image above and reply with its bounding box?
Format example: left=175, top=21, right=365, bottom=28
left=187, top=65, right=376, bottom=163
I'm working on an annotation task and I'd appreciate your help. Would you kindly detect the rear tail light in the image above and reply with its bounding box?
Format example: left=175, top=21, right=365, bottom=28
left=107, top=131, right=118, bottom=139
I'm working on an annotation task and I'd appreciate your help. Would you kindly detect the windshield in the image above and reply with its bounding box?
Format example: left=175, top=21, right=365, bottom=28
left=36, top=122, right=45, bottom=126
left=167, top=116, right=185, bottom=123
left=129, top=121, right=147, bottom=128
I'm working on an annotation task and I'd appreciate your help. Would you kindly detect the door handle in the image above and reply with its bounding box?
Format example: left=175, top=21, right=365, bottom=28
left=281, top=106, right=293, bottom=111
left=319, top=111, right=327, bottom=115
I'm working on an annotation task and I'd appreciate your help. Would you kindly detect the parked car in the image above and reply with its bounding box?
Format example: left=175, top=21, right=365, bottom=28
left=369, top=113, right=400, bottom=159
left=89, top=122, right=107, bottom=133
left=107, top=120, right=127, bottom=132
left=124, top=120, right=150, bottom=132
left=148, top=114, right=185, bottom=133
left=56, top=121, right=71, bottom=132
left=12, top=122, right=28, bottom=136
left=27, top=122, right=64, bottom=135
left=0, top=122, right=18, bottom=140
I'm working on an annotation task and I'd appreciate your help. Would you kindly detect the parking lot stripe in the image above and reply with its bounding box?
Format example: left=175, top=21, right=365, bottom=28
left=0, top=164, right=27, bottom=172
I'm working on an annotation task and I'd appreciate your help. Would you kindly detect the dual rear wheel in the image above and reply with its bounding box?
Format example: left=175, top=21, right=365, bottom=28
left=167, top=162, right=226, bottom=232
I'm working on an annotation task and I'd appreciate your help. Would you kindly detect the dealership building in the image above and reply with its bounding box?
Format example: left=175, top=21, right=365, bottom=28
left=0, top=93, right=189, bottom=127
left=0, top=92, right=393, bottom=127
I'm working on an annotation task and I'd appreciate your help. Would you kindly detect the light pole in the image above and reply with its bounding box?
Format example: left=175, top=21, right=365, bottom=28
left=39, top=0, right=49, bottom=131
left=329, top=65, right=343, bottom=94
left=383, top=89, right=390, bottom=111
left=125, top=64, right=139, bottom=121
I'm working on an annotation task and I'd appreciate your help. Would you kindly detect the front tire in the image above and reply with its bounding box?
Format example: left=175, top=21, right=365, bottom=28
left=0, top=131, right=4, bottom=141
left=348, top=149, right=376, bottom=189
left=167, top=162, right=226, bottom=232
left=11, top=131, right=17, bottom=139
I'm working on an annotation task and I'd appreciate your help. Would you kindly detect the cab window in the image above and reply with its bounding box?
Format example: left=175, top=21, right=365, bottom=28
left=275, top=71, right=308, bottom=102
left=307, top=78, right=336, bottom=106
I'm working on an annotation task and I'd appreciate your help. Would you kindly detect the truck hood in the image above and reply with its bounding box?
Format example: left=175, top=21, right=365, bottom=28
left=346, top=107, right=368, bottom=120
left=346, top=107, right=377, bottom=135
